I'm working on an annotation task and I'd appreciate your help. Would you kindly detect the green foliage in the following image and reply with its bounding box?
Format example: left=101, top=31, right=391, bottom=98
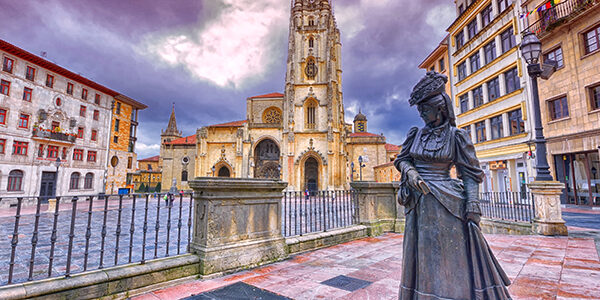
left=155, top=182, right=162, bottom=192
left=137, top=183, right=146, bottom=192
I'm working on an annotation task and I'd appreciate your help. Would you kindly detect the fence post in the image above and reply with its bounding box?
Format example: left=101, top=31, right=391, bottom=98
left=189, top=178, right=289, bottom=275
left=528, top=181, right=568, bottom=236
left=349, top=181, right=401, bottom=236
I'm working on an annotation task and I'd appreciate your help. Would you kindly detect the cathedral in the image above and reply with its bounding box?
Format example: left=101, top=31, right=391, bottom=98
left=159, top=0, right=399, bottom=191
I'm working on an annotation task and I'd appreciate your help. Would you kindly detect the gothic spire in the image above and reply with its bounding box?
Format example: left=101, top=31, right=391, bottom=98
left=162, top=102, right=182, bottom=137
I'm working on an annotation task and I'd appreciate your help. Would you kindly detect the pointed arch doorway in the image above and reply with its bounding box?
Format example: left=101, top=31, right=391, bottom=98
left=304, top=157, right=318, bottom=193
left=254, top=139, right=281, bottom=179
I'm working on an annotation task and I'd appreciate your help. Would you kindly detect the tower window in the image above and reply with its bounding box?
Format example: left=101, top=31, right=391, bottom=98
left=309, top=37, right=314, bottom=48
left=305, top=99, right=317, bottom=129
left=308, top=18, right=315, bottom=26
left=305, top=57, right=317, bottom=80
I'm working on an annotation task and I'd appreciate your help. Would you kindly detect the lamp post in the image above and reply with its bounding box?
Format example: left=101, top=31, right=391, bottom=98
left=350, top=162, right=355, bottom=182
left=277, top=165, right=282, bottom=181
left=54, top=157, right=61, bottom=195
left=358, top=156, right=366, bottom=181
left=520, top=31, right=555, bottom=182
left=212, top=166, right=216, bottom=177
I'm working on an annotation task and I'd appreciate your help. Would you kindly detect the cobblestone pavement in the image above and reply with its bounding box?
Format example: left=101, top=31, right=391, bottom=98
left=133, top=233, right=600, bottom=300
left=0, top=195, right=193, bottom=285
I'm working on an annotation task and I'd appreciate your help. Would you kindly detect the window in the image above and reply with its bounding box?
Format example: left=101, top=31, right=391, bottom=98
left=473, top=86, right=484, bottom=108
left=305, top=99, right=317, bottom=129
left=25, top=67, right=36, bottom=82
left=487, top=77, right=500, bottom=101
left=114, top=119, right=120, bottom=132
left=1, top=80, right=10, bottom=95
left=55, top=97, right=61, bottom=106
left=69, top=172, right=80, bottom=190
left=181, top=170, right=188, bottom=182
left=77, top=127, right=84, bottom=139
left=584, top=24, right=600, bottom=54
left=490, top=116, right=503, bottom=139
left=91, top=129, right=97, bottom=141
left=481, top=5, right=493, bottom=28
left=500, top=27, right=516, bottom=53
left=23, top=87, right=32, bottom=102
left=84, top=173, right=94, bottom=189
left=46, top=74, right=54, bottom=88
left=73, top=149, right=84, bottom=161
left=13, top=141, right=28, bottom=155
left=470, top=52, right=481, bottom=73
left=87, top=151, right=97, bottom=162
left=2, top=57, right=14, bottom=73
left=309, top=37, right=314, bottom=48
left=95, top=93, right=101, bottom=105
left=508, top=109, right=525, bottom=135
left=455, top=31, right=465, bottom=49
left=439, top=58, right=445, bottom=72
left=0, top=138, right=5, bottom=154
left=62, top=147, right=67, bottom=159
left=590, top=84, right=600, bottom=111
left=544, top=47, right=564, bottom=68
left=47, top=145, right=59, bottom=158
left=467, top=19, right=478, bottom=40
left=82, top=88, right=88, bottom=100
left=498, top=0, right=510, bottom=13
left=460, top=94, right=469, bottom=113
left=504, top=67, right=520, bottom=94
left=38, top=144, right=44, bottom=158
left=484, top=40, right=496, bottom=64
left=457, top=62, right=467, bottom=81
left=0, top=108, right=6, bottom=125
left=475, top=121, right=486, bottom=143
left=79, top=105, right=86, bottom=117
left=113, top=136, right=119, bottom=143
left=127, top=157, right=132, bottom=169
left=308, top=18, right=315, bottom=26
left=458, top=4, right=465, bottom=14
left=7, top=170, right=24, bottom=191
left=548, top=96, right=569, bottom=120
left=18, top=114, right=29, bottom=128
left=51, top=121, right=60, bottom=131
left=67, top=83, right=74, bottom=95
left=148, top=164, right=152, bottom=170
left=116, top=102, right=121, bottom=115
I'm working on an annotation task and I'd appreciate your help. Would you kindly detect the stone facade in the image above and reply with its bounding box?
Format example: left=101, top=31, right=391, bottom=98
left=521, top=0, right=600, bottom=206
left=447, top=0, right=536, bottom=195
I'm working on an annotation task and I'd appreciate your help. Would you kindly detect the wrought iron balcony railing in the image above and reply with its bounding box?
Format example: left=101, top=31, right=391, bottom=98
left=525, top=0, right=599, bottom=36
left=32, top=128, right=77, bottom=143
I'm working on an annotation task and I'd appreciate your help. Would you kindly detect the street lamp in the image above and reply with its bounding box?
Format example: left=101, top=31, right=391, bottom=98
left=277, top=164, right=282, bottom=181
left=211, top=166, right=216, bottom=177
left=358, top=156, right=366, bottom=181
left=350, top=162, right=355, bottom=182
left=520, top=31, right=557, bottom=182
left=54, top=157, right=61, bottom=196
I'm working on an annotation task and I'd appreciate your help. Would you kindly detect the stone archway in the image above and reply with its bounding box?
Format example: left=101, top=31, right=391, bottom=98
left=254, top=139, right=280, bottom=179
left=304, top=157, right=318, bottom=192
left=218, top=166, right=230, bottom=177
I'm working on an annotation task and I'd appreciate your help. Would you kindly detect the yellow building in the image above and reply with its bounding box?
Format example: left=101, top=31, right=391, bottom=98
left=127, top=155, right=162, bottom=192
left=105, top=95, right=147, bottom=194
left=521, top=0, right=600, bottom=206
left=418, top=35, right=452, bottom=97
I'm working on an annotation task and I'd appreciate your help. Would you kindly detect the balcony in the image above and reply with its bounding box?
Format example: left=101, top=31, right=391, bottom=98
left=32, top=128, right=76, bottom=143
left=525, top=0, right=600, bottom=37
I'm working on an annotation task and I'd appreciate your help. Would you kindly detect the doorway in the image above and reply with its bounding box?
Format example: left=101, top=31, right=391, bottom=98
left=254, top=139, right=280, bottom=179
left=304, top=157, right=318, bottom=193
left=40, top=171, right=57, bottom=201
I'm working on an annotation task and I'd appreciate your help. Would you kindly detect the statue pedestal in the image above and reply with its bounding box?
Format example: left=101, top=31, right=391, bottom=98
left=189, top=178, right=288, bottom=275
left=528, top=181, right=568, bottom=236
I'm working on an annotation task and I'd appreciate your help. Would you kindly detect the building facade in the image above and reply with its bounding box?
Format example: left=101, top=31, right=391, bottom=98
left=521, top=0, right=600, bottom=206
left=0, top=39, right=138, bottom=202
left=418, top=35, right=452, bottom=97
left=448, top=0, right=536, bottom=195
left=127, top=155, right=162, bottom=192
left=159, top=0, right=395, bottom=192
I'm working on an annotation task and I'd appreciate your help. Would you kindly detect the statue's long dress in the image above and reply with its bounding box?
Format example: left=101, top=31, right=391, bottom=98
left=395, top=124, right=511, bottom=300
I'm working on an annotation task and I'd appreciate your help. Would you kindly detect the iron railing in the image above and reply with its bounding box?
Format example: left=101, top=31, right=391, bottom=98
left=0, top=192, right=194, bottom=286
left=479, top=192, right=535, bottom=223
left=282, top=190, right=359, bottom=237
left=525, top=0, right=599, bottom=36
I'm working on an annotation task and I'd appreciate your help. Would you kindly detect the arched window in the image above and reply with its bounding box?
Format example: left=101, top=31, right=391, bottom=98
left=308, top=18, right=315, bottom=26
left=84, top=173, right=94, bottom=189
left=309, top=37, right=314, bottom=48
left=7, top=170, right=23, bottom=191
left=69, top=172, right=80, bottom=190
left=181, top=170, right=188, bottom=182
left=263, top=107, right=282, bottom=124
left=305, top=99, right=317, bottom=129
left=218, top=167, right=230, bottom=177
left=305, top=57, right=317, bottom=80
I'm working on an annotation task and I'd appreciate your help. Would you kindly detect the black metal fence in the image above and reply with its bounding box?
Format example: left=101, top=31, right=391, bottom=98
left=479, top=192, right=535, bottom=223
left=0, top=192, right=194, bottom=286
left=282, top=190, right=359, bottom=237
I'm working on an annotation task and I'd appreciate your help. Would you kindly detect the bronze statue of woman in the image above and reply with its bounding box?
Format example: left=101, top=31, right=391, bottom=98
left=395, top=71, right=511, bottom=299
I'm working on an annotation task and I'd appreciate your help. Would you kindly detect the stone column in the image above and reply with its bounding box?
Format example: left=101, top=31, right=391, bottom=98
left=350, top=181, right=402, bottom=236
left=528, top=181, right=568, bottom=236
left=189, top=178, right=288, bottom=275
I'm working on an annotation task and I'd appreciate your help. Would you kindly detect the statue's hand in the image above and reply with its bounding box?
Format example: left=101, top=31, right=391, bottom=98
left=465, top=212, right=481, bottom=225
left=406, top=170, right=423, bottom=191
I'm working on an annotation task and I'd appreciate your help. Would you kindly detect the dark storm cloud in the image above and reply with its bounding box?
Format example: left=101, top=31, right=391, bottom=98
left=0, top=0, right=454, bottom=158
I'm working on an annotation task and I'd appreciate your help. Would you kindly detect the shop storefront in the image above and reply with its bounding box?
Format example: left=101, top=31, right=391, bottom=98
left=554, top=151, right=600, bottom=206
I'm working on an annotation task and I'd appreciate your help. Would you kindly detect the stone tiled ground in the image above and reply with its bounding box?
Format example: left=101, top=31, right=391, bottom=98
left=133, top=233, right=600, bottom=300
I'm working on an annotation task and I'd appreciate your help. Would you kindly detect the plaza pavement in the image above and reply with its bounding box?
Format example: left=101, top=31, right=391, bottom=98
left=132, top=231, right=600, bottom=300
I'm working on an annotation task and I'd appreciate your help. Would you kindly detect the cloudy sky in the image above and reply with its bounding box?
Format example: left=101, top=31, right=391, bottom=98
left=0, top=0, right=455, bottom=159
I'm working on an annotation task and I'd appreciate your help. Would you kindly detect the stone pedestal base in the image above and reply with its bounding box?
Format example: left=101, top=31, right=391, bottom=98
left=350, top=181, right=400, bottom=236
left=528, top=181, right=568, bottom=236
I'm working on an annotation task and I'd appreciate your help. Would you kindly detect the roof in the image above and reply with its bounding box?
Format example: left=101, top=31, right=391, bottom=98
left=249, top=92, right=284, bottom=99
left=374, top=162, right=395, bottom=168
left=418, top=35, right=449, bottom=69
left=165, top=134, right=197, bottom=145
left=139, top=155, right=160, bottom=162
left=0, top=39, right=146, bottom=109
left=385, top=144, right=400, bottom=152
left=208, top=120, right=247, bottom=128
left=348, top=132, right=382, bottom=138
left=353, top=111, right=367, bottom=122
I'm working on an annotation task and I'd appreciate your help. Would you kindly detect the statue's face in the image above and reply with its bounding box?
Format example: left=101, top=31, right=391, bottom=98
left=417, top=104, right=440, bottom=126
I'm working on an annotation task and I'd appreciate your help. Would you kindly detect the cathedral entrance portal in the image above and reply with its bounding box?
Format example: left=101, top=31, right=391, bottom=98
left=254, top=139, right=280, bottom=179
left=218, top=166, right=230, bottom=177
left=304, top=157, right=318, bottom=193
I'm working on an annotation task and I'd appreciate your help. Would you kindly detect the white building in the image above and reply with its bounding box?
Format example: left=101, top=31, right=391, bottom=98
left=0, top=39, right=136, bottom=204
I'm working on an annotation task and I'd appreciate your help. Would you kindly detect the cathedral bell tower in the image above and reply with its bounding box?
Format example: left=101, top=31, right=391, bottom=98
left=282, top=0, right=347, bottom=190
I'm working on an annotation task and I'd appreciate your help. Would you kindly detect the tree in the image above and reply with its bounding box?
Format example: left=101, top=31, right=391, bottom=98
left=154, top=182, right=162, bottom=192
left=137, top=183, right=146, bottom=193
